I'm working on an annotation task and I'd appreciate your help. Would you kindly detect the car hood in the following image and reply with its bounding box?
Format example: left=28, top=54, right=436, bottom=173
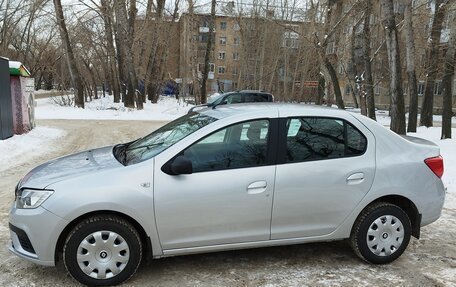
left=19, top=146, right=123, bottom=189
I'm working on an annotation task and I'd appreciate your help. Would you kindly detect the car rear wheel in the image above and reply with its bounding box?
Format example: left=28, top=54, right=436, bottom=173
left=350, top=202, right=411, bottom=264
left=63, top=215, right=142, bottom=286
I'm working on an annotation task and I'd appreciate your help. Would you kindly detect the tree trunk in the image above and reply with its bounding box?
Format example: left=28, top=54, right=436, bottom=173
left=404, top=0, right=419, bottom=132
left=441, top=12, right=456, bottom=139
left=321, top=0, right=344, bottom=109
left=324, top=58, right=345, bottom=109
left=113, top=0, right=139, bottom=109
left=53, top=0, right=84, bottom=108
left=420, top=0, right=448, bottom=127
left=363, top=0, right=376, bottom=120
left=348, top=25, right=359, bottom=109
left=200, top=0, right=216, bottom=104
left=101, top=0, right=120, bottom=103
left=381, top=0, right=406, bottom=134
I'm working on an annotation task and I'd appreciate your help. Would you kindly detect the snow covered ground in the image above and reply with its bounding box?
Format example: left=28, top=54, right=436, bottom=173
left=35, top=95, right=192, bottom=121
left=0, top=126, right=65, bottom=173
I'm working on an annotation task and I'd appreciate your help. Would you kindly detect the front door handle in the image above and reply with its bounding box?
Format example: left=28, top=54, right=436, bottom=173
left=247, top=181, right=267, bottom=194
left=346, top=172, right=365, bottom=185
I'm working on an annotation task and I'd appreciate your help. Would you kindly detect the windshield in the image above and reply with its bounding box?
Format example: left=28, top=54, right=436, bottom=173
left=115, top=112, right=217, bottom=165
left=207, top=93, right=225, bottom=104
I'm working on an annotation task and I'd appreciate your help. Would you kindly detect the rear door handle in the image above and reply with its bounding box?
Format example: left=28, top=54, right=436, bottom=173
left=347, top=172, right=365, bottom=184
left=247, top=181, right=267, bottom=194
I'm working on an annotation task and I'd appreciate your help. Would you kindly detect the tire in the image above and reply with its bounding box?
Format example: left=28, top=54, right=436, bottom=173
left=63, top=215, right=143, bottom=286
left=350, top=202, right=411, bottom=264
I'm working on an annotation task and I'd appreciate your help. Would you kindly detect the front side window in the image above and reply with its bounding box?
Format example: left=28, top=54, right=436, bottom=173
left=225, top=94, right=242, bottom=104
left=184, top=120, right=270, bottom=172
left=118, top=113, right=217, bottom=165
left=285, top=117, right=366, bottom=163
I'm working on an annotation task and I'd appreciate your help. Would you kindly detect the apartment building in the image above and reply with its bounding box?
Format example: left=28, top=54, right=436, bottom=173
left=177, top=12, right=321, bottom=101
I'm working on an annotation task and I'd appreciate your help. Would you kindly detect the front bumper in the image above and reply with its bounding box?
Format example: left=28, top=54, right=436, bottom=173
left=9, top=204, right=69, bottom=266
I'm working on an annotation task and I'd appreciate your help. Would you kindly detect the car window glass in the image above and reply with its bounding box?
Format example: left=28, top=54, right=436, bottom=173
left=184, top=119, right=269, bottom=172
left=240, top=122, right=269, bottom=140
left=124, top=113, right=217, bottom=165
left=199, top=128, right=227, bottom=144
left=225, top=94, right=242, bottom=104
left=286, top=117, right=365, bottom=163
left=346, top=123, right=367, bottom=156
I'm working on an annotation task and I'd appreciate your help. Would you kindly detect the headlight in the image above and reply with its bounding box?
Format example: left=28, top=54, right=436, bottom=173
left=15, top=189, right=54, bottom=209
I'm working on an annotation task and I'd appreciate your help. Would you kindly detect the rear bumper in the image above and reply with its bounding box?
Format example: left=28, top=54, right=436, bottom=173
left=420, top=180, right=446, bottom=227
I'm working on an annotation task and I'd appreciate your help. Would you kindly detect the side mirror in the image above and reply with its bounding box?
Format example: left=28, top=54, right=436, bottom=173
left=170, top=155, right=193, bottom=175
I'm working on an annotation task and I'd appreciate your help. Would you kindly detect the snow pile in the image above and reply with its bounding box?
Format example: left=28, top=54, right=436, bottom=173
left=0, top=127, right=65, bottom=172
left=35, top=96, right=192, bottom=121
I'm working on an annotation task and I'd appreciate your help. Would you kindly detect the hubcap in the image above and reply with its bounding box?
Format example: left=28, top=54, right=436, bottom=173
left=76, top=231, right=130, bottom=279
left=366, top=215, right=404, bottom=257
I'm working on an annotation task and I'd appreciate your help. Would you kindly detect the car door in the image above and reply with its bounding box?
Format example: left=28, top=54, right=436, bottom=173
left=154, top=119, right=276, bottom=250
left=271, top=116, right=376, bottom=239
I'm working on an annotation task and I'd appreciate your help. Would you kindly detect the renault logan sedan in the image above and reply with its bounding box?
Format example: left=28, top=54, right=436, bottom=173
left=9, top=104, right=445, bottom=286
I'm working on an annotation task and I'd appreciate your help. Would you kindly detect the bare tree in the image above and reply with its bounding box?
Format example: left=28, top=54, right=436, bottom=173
left=113, top=0, right=141, bottom=109
left=381, top=0, right=405, bottom=134
left=420, top=0, right=449, bottom=127
left=53, top=0, right=84, bottom=108
left=441, top=9, right=456, bottom=139
left=200, top=0, right=216, bottom=104
left=363, top=0, right=375, bottom=120
left=404, top=0, right=419, bottom=132
left=101, top=0, right=121, bottom=103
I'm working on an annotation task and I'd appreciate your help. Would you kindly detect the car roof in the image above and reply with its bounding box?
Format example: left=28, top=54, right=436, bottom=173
left=199, top=103, right=351, bottom=119
left=224, top=90, right=271, bottom=95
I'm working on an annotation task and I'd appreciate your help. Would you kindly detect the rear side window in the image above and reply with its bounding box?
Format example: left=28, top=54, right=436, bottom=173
left=285, top=117, right=366, bottom=163
left=244, top=93, right=270, bottom=103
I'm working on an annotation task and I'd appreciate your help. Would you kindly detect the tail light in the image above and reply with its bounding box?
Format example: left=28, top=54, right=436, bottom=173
left=424, top=156, right=444, bottom=178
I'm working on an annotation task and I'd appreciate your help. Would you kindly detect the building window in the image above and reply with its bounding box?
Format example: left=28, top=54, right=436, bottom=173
left=434, top=80, right=442, bottom=95
left=220, top=37, right=226, bottom=45
left=233, top=81, right=238, bottom=90
left=218, top=66, right=226, bottom=74
left=282, top=31, right=299, bottom=48
left=417, top=81, right=425, bottom=96
left=234, top=37, right=240, bottom=45
left=218, top=51, right=226, bottom=60
left=233, top=52, right=240, bottom=60
left=374, top=84, right=381, bottom=95
left=233, top=23, right=240, bottom=31
left=220, top=22, right=227, bottom=30
left=232, top=66, right=239, bottom=75
left=198, top=63, right=215, bottom=72
left=326, top=42, right=336, bottom=55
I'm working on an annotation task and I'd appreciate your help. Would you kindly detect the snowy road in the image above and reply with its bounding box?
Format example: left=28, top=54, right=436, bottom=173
left=0, top=119, right=455, bottom=287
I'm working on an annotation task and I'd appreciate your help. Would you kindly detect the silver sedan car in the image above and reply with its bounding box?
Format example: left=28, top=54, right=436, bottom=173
left=9, top=104, right=445, bottom=286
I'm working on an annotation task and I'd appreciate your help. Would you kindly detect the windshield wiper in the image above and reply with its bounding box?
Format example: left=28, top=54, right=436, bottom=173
left=125, top=142, right=165, bottom=152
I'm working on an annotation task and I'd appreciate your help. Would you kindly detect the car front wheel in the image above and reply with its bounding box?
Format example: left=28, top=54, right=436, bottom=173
left=350, top=202, right=411, bottom=264
left=63, top=215, right=142, bottom=286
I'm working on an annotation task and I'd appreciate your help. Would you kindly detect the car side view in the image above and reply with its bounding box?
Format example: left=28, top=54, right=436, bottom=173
left=9, top=104, right=445, bottom=286
left=188, top=90, right=273, bottom=113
